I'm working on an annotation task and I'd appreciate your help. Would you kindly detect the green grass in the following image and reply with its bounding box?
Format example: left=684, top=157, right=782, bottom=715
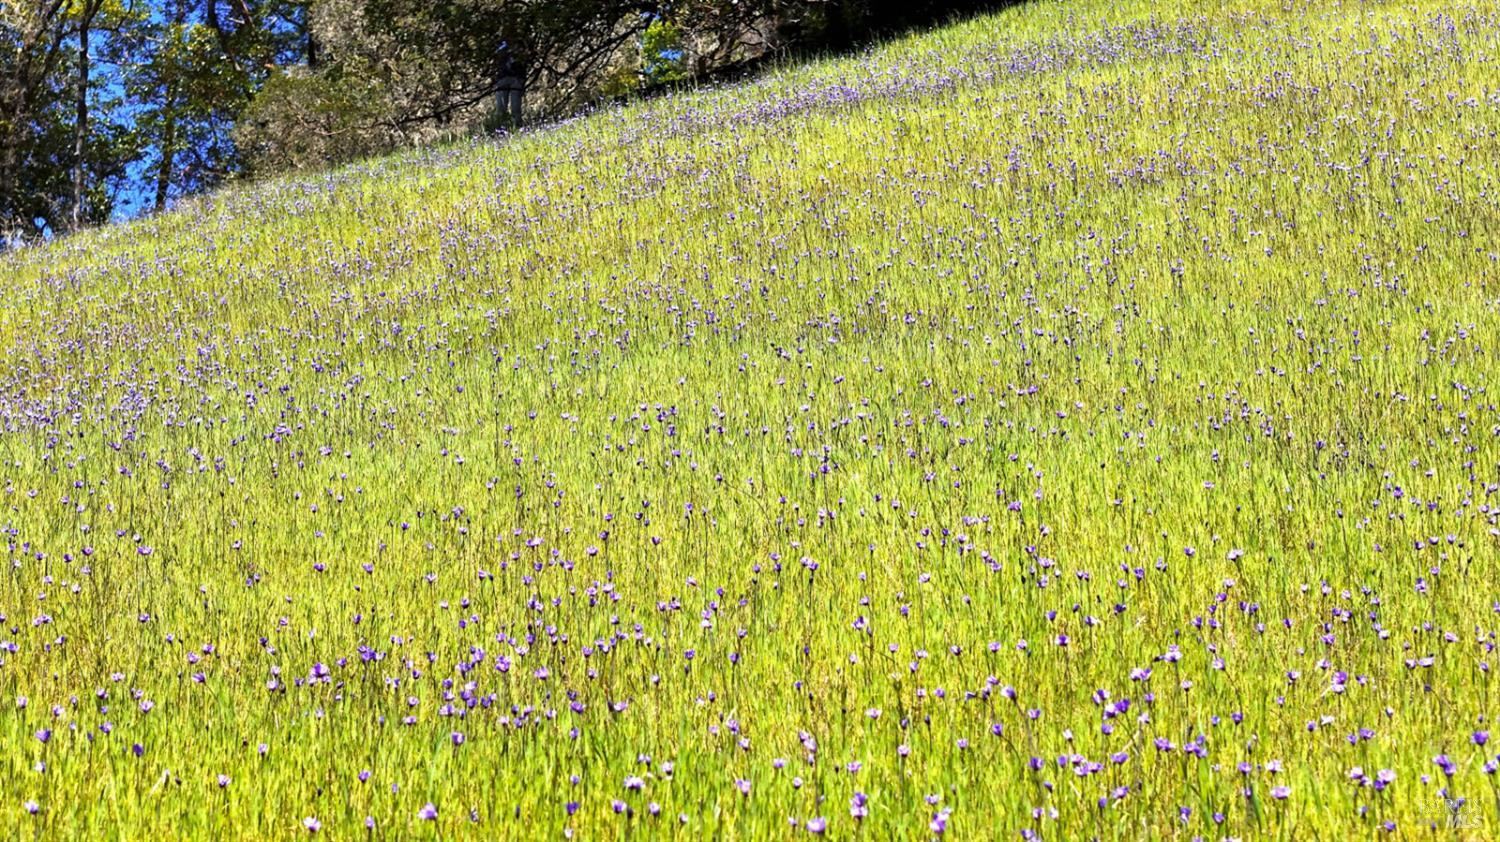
left=2, top=0, right=1500, bottom=837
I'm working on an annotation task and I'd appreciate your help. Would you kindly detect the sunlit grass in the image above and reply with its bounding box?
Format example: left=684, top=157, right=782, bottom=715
left=2, top=0, right=1499, bottom=837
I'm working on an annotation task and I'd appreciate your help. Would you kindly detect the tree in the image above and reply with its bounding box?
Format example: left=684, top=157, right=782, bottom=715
left=3, top=0, right=1011, bottom=241
left=1, top=0, right=139, bottom=243
left=640, top=17, right=687, bottom=88
left=235, top=0, right=677, bottom=173
left=3, top=2, right=74, bottom=241
left=358, top=0, right=662, bottom=124
left=121, top=1, right=302, bottom=210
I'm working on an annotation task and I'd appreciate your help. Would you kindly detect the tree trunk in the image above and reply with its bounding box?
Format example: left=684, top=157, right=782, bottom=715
left=150, top=0, right=192, bottom=212
left=206, top=0, right=236, bottom=60
left=0, top=87, right=22, bottom=234
left=71, top=7, right=92, bottom=232
left=2, top=0, right=79, bottom=239
left=155, top=93, right=178, bottom=212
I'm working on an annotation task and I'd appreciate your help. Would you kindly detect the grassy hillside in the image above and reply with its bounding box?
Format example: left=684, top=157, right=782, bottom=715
left=3, top=0, right=1500, bottom=837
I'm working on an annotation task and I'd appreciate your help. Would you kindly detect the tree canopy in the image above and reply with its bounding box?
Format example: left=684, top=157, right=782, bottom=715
left=1, top=0, right=1005, bottom=247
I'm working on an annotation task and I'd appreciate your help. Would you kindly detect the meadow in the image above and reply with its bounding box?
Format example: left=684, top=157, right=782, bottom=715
left=2, top=0, right=1500, bottom=837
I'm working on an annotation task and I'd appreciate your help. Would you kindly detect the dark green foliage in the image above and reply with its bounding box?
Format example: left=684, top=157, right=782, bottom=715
left=1, top=0, right=135, bottom=239
left=0, top=0, right=1007, bottom=245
